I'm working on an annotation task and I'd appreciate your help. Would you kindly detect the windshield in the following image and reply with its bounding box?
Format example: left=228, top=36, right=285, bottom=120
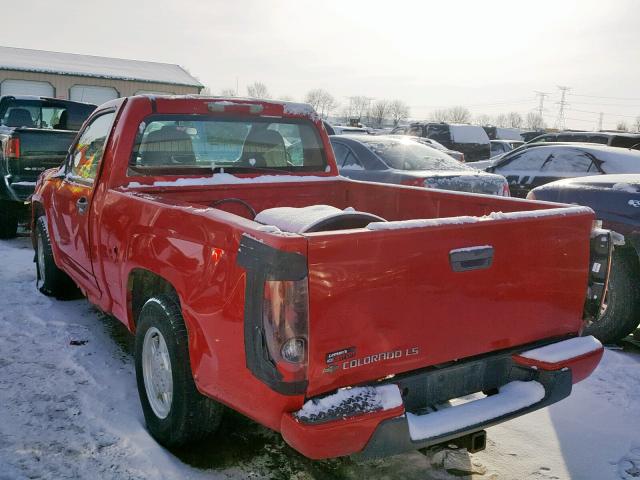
left=129, top=116, right=327, bottom=175
left=359, top=137, right=471, bottom=171
left=0, top=99, right=95, bottom=130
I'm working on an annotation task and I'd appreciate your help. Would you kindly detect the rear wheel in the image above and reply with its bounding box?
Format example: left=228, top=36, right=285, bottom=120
left=584, top=248, right=640, bottom=344
left=0, top=200, right=18, bottom=239
left=135, top=294, right=223, bottom=447
left=35, top=216, right=77, bottom=298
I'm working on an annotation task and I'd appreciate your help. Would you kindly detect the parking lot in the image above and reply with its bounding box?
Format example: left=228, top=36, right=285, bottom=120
left=1, top=235, right=638, bottom=480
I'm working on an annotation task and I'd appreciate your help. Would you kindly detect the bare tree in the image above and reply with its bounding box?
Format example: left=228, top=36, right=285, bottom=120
left=304, top=89, right=337, bottom=119
left=616, top=121, right=629, bottom=132
left=634, top=116, right=640, bottom=132
left=246, top=81, right=270, bottom=99
left=345, top=96, right=369, bottom=122
left=220, top=88, right=237, bottom=97
left=368, top=100, right=390, bottom=127
left=525, top=112, right=545, bottom=130
left=431, top=109, right=450, bottom=122
left=447, top=106, right=471, bottom=123
left=494, top=113, right=508, bottom=127
left=389, top=100, right=410, bottom=126
left=506, top=112, right=523, bottom=128
left=475, top=114, right=493, bottom=126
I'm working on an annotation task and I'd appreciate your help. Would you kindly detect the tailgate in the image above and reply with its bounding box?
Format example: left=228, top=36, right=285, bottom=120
left=6, top=130, right=74, bottom=185
left=304, top=207, right=593, bottom=396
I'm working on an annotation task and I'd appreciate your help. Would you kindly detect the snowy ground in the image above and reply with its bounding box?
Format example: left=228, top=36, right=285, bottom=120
left=0, top=235, right=639, bottom=480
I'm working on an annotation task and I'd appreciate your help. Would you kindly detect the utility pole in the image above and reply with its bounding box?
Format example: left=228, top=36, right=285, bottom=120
left=555, top=86, right=571, bottom=130
left=534, top=91, right=549, bottom=119
left=597, top=112, right=604, bottom=131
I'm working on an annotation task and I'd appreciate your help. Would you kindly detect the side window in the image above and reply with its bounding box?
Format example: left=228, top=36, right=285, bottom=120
left=540, top=149, right=594, bottom=173
left=498, top=149, right=552, bottom=172
left=342, top=149, right=364, bottom=170
left=69, top=111, right=116, bottom=182
left=331, top=142, right=349, bottom=167
left=408, top=126, right=422, bottom=136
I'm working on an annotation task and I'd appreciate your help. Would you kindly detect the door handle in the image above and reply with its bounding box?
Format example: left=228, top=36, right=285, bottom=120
left=76, top=197, right=89, bottom=215
left=449, top=246, right=494, bottom=272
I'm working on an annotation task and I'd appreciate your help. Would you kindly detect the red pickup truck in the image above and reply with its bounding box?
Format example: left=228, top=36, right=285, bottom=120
left=31, top=95, right=608, bottom=460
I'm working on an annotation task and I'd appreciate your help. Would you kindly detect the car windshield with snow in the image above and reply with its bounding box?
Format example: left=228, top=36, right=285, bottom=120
left=30, top=95, right=608, bottom=461
left=487, top=143, right=640, bottom=197
left=331, top=135, right=510, bottom=196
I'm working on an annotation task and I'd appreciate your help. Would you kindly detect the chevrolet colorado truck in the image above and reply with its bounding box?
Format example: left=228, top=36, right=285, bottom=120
left=0, top=95, right=96, bottom=238
left=31, top=95, right=608, bottom=459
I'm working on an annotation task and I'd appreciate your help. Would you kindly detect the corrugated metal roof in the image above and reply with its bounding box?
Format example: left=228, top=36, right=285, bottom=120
left=0, top=46, right=202, bottom=88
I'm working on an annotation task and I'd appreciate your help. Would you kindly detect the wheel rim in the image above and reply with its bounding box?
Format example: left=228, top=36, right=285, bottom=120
left=142, top=327, right=173, bottom=419
left=36, top=231, right=46, bottom=287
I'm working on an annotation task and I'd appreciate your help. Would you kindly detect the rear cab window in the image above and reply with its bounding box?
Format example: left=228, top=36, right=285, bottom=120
left=0, top=99, right=95, bottom=130
left=128, top=116, right=327, bottom=176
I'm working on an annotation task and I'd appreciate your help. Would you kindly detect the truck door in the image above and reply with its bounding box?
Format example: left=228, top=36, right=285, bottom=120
left=52, top=111, right=116, bottom=279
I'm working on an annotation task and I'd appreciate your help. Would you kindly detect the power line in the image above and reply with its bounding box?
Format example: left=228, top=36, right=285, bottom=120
left=566, top=107, right=639, bottom=119
left=555, top=86, right=571, bottom=130
left=534, top=91, right=550, bottom=118
left=569, top=93, right=640, bottom=101
left=411, top=98, right=535, bottom=109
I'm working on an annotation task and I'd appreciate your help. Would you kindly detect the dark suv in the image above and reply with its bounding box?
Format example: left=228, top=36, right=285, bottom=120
left=529, top=131, right=640, bottom=149
left=396, top=122, right=491, bottom=161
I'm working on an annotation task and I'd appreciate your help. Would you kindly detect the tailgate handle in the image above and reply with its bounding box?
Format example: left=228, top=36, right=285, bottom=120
left=449, top=246, right=494, bottom=272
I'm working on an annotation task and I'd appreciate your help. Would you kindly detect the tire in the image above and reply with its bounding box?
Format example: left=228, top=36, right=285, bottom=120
left=584, top=248, right=640, bottom=344
left=34, top=216, right=77, bottom=298
left=0, top=200, right=18, bottom=239
left=135, top=294, right=223, bottom=447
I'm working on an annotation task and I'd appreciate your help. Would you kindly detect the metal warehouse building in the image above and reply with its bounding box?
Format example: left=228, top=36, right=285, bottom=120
left=0, top=46, right=203, bottom=105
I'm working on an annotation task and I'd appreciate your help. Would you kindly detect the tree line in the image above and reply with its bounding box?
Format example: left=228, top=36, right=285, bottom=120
left=213, top=83, right=640, bottom=132
left=215, top=82, right=410, bottom=127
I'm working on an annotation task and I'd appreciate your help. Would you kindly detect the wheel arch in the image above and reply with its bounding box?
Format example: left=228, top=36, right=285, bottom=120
left=127, top=268, right=181, bottom=332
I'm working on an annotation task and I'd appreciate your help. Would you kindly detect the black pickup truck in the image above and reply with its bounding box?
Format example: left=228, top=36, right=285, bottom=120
left=0, top=96, right=96, bottom=238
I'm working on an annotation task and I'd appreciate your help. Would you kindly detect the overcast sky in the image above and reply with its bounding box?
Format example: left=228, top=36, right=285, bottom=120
left=2, top=0, right=639, bottom=129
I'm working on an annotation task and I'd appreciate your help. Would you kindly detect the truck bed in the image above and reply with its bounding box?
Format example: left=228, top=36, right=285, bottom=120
left=130, top=178, right=594, bottom=397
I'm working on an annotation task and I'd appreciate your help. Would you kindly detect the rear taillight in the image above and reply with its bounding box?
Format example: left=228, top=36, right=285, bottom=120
left=584, top=229, right=613, bottom=322
left=401, top=178, right=427, bottom=187
left=4, top=137, right=20, bottom=158
left=499, top=181, right=511, bottom=197
left=263, top=278, right=309, bottom=382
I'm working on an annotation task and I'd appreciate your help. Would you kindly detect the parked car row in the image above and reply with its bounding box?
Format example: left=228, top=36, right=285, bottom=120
left=10, top=95, right=609, bottom=462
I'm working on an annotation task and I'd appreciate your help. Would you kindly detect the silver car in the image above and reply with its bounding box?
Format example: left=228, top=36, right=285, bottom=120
left=330, top=135, right=510, bottom=196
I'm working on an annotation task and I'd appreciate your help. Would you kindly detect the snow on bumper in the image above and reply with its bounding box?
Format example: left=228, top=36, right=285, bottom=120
left=513, top=335, right=604, bottom=383
left=281, top=336, right=603, bottom=460
left=281, top=385, right=405, bottom=460
left=406, top=381, right=545, bottom=441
